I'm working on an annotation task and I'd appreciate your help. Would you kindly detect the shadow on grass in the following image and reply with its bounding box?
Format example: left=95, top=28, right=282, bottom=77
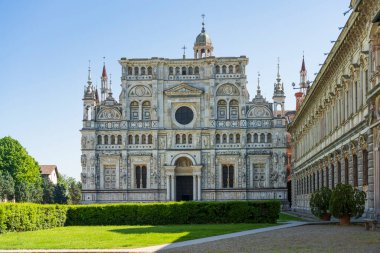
left=109, top=223, right=276, bottom=248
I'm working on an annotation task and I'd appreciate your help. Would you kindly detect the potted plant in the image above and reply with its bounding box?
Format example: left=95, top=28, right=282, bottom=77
left=310, top=187, right=332, bottom=221
left=330, top=183, right=366, bottom=225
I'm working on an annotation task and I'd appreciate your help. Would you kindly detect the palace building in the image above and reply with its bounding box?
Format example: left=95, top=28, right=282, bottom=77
left=80, top=20, right=289, bottom=203
left=289, top=0, right=380, bottom=219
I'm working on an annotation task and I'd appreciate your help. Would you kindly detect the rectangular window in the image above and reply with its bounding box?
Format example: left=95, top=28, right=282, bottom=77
left=222, top=165, right=234, bottom=188
left=104, top=166, right=116, bottom=189
left=135, top=165, right=147, bottom=188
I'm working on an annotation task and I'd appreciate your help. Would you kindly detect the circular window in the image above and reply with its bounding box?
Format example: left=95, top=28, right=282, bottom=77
left=175, top=106, right=194, bottom=125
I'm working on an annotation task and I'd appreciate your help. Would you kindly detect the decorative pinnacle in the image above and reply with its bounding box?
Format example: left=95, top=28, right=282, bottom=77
left=257, top=72, right=261, bottom=91
left=87, top=60, right=92, bottom=84
left=276, top=57, right=281, bottom=83
left=109, top=73, right=112, bottom=92
left=182, top=45, right=186, bottom=59
left=201, top=14, right=205, bottom=32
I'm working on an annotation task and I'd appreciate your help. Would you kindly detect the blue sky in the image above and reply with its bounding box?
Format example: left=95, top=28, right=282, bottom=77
left=0, top=0, right=349, bottom=179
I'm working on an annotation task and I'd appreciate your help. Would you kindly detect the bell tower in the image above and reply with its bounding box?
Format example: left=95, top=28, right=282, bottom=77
left=273, top=58, right=285, bottom=117
left=193, top=15, right=214, bottom=59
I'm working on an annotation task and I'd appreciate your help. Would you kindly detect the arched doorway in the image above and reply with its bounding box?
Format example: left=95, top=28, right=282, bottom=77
left=175, top=157, right=193, bottom=201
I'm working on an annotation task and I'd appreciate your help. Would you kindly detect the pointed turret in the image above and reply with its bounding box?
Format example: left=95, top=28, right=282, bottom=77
left=299, top=54, right=308, bottom=93
left=83, top=61, right=96, bottom=121
left=255, top=72, right=263, bottom=99
left=101, top=61, right=109, bottom=101
left=295, top=54, right=309, bottom=111
left=272, top=58, right=285, bottom=117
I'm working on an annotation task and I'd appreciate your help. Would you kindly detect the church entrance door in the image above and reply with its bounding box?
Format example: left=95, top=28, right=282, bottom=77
left=176, top=176, right=193, bottom=201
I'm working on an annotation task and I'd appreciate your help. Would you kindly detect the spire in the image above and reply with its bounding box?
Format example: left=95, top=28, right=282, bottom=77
left=274, top=58, right=284, bottom=95
left=201, top=14, right=205, bottom=33
left=101, top=57, right=109, bottom=101
left=106, top=73, right=114, bottom=100
left=102, top=58, right=108, bottom=79
left=87, top=60, right=92, bottom=85
left=276, top=57, right=281, bottom=83
left=257, top=72, right=261, bottom=92
left=87, top=60, right=92, bottom=87
left=182, top=45, right=186, bottom=59
left=300, top=54, right=306, bottom=72
left=299, top=53, right=308, bottom=92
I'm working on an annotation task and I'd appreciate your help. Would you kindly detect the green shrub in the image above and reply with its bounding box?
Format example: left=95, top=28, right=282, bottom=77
left=330, top=183, right=366, bottom=219
left=66, top=200, right=280, bottom=226
left=0, top=203, right=67, bottom=233
left=310, top=187, right=332, bottom=218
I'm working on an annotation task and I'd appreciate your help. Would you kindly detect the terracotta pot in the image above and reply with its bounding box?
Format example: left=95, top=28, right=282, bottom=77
left=320, top=213, right=331, bottom=221
left=339, top=214, right=350, bottom=225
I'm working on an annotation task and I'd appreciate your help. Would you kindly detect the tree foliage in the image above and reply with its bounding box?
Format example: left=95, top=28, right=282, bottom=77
left=0, top=137, right=42, bottom=202
left=42, top=178, right=55, bottom=204
left=0, top=170, right=15, bottom=201
left=330, top=183, right=366, bottom=219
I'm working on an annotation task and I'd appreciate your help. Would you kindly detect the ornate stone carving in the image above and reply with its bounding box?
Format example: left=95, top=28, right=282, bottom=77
left=97, top=108, right=121, bottom=120
left=216, top=83, right=240, bottom=96
left=164, top=83, right=203, bottom=96
left=129, top=85, right=152, bottom=97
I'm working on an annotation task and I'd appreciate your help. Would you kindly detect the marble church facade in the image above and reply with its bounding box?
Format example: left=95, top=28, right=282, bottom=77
left=80, top=22, right=288, bottom=204
left=289, top=0, right=380, bottom=219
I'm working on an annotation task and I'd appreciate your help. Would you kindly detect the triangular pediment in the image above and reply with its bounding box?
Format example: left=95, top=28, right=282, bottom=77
left=164, top=83, right=203, bottom=96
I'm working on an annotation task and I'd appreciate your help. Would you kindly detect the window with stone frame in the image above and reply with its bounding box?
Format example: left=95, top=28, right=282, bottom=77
left=135, top=165, right=147, bottom=189
left=216, top=134, right=221, bottom=144
left=130, top=101, right=139, bottom=120
left=142, top=101, right=151, bottom=120
left=222, top=165, right=234, bottom=188
left=229, top=100, right=239, bottom=120
left=104, top=166, right=116, bottom=189
left=217, top=100, right=227, bottom=120
left=253, top=163, right=266, bottom=188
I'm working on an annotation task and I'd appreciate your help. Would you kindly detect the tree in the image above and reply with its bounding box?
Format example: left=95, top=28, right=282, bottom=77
left=0, top=136, right=43, bottom=202
left=66, top=177, right=82, bottom=204
left=42, top=178, right=55, bottom=204
left=53, top=182, right=70, bottom=204
left=0, top=170, right=15, bottom=201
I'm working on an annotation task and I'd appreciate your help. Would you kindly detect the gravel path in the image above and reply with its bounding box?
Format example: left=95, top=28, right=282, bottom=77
left=160, top=224, right=380, bottom=253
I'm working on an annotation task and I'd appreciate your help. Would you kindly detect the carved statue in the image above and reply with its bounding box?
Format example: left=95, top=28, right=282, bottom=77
left=81, top=136, right=87, bottom=149
left=81, top=154, right=87, bottom=167
left=81, top=172, right=87, bottom=184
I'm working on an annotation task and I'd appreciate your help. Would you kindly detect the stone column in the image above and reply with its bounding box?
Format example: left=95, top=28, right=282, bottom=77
left=193, top=175, right=197, bottom=200
left=167, top=176, right=170, bottom=201
left=164, top=166, right=176, bottom=201
left=171, top=175, right=175, bottom=201
left=197, top=175, right=201, bottom=200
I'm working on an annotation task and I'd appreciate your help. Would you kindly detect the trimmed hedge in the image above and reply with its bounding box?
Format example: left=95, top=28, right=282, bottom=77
left=66, top=200, right=280, bottom=226
left=0, top=201, right=280, bottom=233
left=0, top=203, right=67, bottom=233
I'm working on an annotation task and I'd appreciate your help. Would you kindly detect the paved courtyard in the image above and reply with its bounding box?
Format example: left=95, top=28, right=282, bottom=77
left=160, top=224, right=380, bottom=253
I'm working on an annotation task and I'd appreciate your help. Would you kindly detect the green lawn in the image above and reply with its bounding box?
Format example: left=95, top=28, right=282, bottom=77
left=0, top=223, right=276, bottom=249
left=278, top=212, right=304, bottom=222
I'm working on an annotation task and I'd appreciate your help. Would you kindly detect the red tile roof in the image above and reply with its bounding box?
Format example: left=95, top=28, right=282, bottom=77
left=40, top=165, right=57, bottom=175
